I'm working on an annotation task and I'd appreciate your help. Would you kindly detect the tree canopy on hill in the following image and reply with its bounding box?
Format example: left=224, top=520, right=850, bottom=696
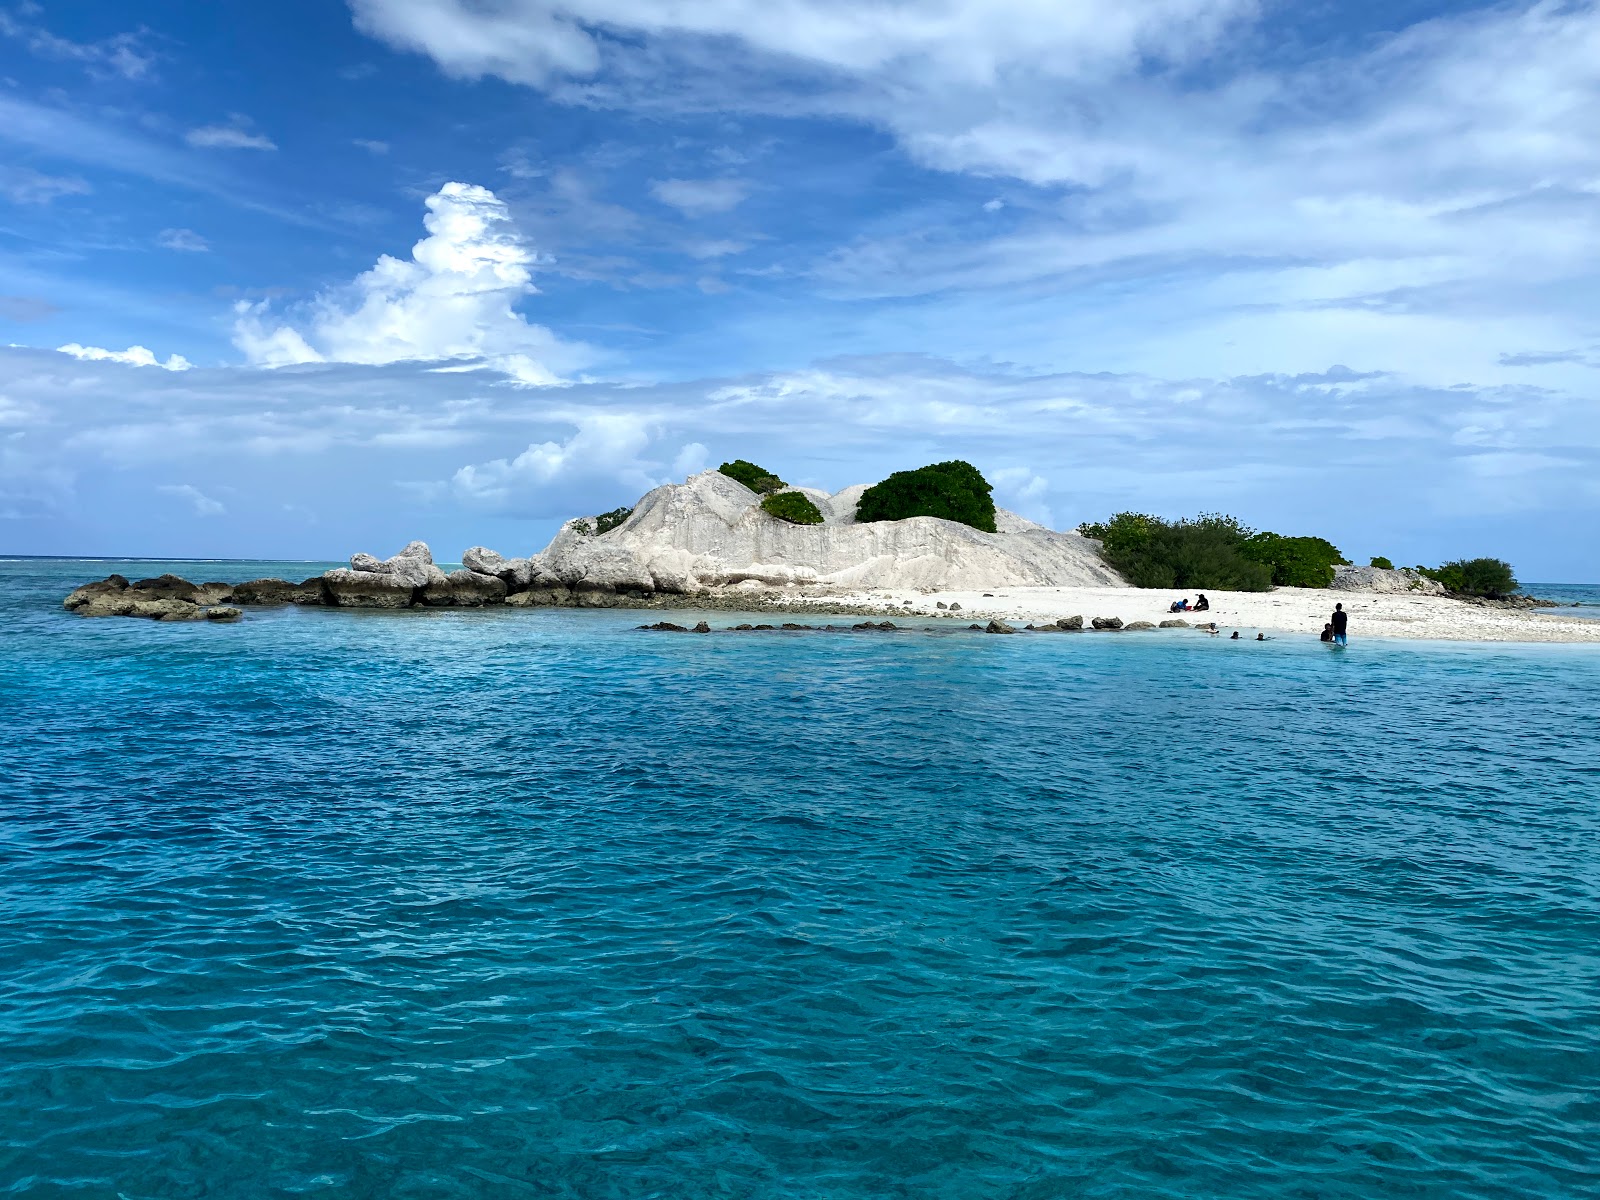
left=718, top=459, right=785, bottom=494
left=854, top=460, right=997, bottom=533
left=1076, top=512, right=1347, bottom=591
left=761, top=490, right=824, bottom=525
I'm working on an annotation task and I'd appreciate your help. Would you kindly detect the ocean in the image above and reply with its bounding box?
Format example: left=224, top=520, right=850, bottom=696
left=3, top=558, right=1599, bottom=1199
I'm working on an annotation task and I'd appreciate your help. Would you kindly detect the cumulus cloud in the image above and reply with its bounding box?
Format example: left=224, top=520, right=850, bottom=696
left=649, top=178, right=749, bottom=216
left=158, top=483, right=225, bottom=516
left=232, top=180, right=587, bottom=384
left=57, top=343, right=191, bottom=371
left=0, top=167, right=91, bottom=205
left=157, top=228, right=209, bottom=252
left=451, top=413, right=660, bottom=513
left=186, top=119, right=277, bottom=151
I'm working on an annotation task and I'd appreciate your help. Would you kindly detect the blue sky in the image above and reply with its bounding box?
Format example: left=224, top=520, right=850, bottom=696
left=2, top=0, right=1598, bottom=578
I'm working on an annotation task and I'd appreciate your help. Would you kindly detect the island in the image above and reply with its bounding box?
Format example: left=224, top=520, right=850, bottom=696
left=61, top=459, right=1599, bottom=643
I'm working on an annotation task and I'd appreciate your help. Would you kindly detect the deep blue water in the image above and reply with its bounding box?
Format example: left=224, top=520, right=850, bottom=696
left=3, top=559, right=1600, bottom=1200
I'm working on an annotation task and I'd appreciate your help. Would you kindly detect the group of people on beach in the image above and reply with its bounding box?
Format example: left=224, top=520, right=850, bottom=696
left=1169, top=594, right=1209, bottom=613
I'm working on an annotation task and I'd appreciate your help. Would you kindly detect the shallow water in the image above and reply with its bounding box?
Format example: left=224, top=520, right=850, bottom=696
left=4, top=559, right=1600, bottom=1199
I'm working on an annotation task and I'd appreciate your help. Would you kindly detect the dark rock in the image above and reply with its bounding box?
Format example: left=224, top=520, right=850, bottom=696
left=754, top=624, right=776, bottom=630
left=63, top=575, right=129, bottom=611
left=231, top=578, right=325, bottom=606
left=692, top=621, right=711, bottom=633
left=935, top=601, right=948, bottom=609
left=130, top=573, right=204, bottom=601
left=969, top=623, right=983, bottom=630
left=986, top=619, right=1016, bottom=634
left=205, top=606, right=242, bottom=621
left=1057, top=614, right=1084, bottom=630
left=1159, top=618, right=1189, bottom=628
left=734, top=623, right=754, bottom=630
left=640, top=621, right=688, bottom=631
left=1125, top=620, right=1156, bottom=631
left=781, top=622, right=810, bottom=630
left=1091, top=616, right=1124, bottom=630
left=322, top=569, right=417, bottom=609
left=419, top=569, right=507, bottom=608
left=948, top=602, right=962, bottom=611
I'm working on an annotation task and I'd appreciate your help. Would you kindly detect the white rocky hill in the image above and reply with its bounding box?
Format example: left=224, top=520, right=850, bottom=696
left=475, top=470, right=1125, bottom=595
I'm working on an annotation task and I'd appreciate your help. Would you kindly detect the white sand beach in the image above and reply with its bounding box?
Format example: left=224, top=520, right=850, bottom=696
left=780, top=584, right=1600, bottom=643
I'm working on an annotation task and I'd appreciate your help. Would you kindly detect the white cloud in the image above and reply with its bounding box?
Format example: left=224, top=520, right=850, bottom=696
left=0, top=11, right=156, bottom=80
left=0, top=167, right=91, bottom=205
left=186, top=119, right=277, bottom=151
left=158, top=483, right=225, bottom=516
left=649, top=178, right=749, bottom=216
left=450, top=413, right=660, bottom=514
left=157, top=228, right=209, bottom=253
left=232, top=180, right=587, bottom=384
left=353, top=138, right=390, bottom=154
left=57, top=343, right=191, bottom=371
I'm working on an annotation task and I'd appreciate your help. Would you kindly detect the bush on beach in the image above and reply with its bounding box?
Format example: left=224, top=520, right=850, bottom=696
left=719, top=460, right=786, bottom=495
left=1424, top=557, right=1519, bottom=599
left=761, top=490, right=825, bottom=525
left=1077, top=512, right=1349, bottom=592
left=855, top=460, right=997, bottom=533
left=1370, top=556, right=1394, bottom=569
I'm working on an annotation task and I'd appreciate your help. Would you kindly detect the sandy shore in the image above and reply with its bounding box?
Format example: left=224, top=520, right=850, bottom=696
left=766, top=584, right=1600, bottom=643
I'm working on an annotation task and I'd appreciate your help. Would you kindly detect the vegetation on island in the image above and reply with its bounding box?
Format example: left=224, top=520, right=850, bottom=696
left=719, top=459, right=786, bottom=495
left=1076, top=512, right=1347, bottom=591
left=855, top=460, right=998, bottom=533
left=1370, top=556, right=1394, bottom=570
left=1421, top=557, right=1519, bottom=599
left=569, top=506, right=634, bottom=537
left=761, top=490, right=825, bottom=525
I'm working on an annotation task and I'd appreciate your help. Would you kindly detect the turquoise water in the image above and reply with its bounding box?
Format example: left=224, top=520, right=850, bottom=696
left=1527, top=582, right=1600, bottom=621
left=3, top=559, right=1600, bottom=1199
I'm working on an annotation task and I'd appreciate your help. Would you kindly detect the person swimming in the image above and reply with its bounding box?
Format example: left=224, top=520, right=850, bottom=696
left=1319, top=622, right=1335, bottom=643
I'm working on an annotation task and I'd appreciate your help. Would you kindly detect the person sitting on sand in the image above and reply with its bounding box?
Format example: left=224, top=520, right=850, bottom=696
left=1194, top=594, right=1210, bottom=612
left=1320, top=623, right=1335, bottom=643
left=1169, top=598, right=1189, bottom=613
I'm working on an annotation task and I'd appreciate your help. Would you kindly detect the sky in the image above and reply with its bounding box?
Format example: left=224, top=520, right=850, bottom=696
left=2, top=0, right=1598, bottom=579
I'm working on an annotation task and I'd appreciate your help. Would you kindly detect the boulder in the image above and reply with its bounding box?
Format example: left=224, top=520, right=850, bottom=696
left=641, top=621, right=689, bottom=631
left=337, top=541, right=447, bottom=589
left=321, top=569, right=417, bottom=609
left=1159, top=618, right=1189, bottom=628
left=130, top=573, right=205, bottom=601
left=231, top=578, right=326, bottom=606
left=193, top=583, right=234, bottom=606
left=419, top=570, right=507, bottom=607
left=691, top=621, right=711, bottom=633
left=504, top=587, right=574, bottom=608
left=985, top=619, right=1016, bottom=634
left=1330, top=565, right=1446, bottom=596
left=205, top=606, right=242, bottom=621
left=1091, top=616, right=1124, bottom=630
left=1057, top=614, right=1084, bottom=630
left=64, top=575, right=129, bottom=611
left=1125, top=620, right=1156, bottom=631
left=463, top=546, right=542, bottom=591
left=948, top=602, right=962, bottom=611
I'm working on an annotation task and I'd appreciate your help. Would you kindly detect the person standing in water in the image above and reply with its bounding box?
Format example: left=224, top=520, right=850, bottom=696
left=1331, top=603, right=1349, bottom=646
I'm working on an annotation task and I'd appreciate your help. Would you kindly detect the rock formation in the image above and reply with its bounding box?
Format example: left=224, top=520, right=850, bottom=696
left=1330, top=565, right=1446, bottom=596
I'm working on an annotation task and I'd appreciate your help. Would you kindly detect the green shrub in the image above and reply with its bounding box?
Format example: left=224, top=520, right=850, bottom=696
left=718, top=459, right=786, bottom=495
left=761, top=490, right=824, bottom=525
left=568, top=517, right=595, bottom=536
left=1241, top=532, right=1347, bottom=588
left=855, top=460, right=997, bottom=533
left=1075, top=511, right=1349, bottom=592
left=594, top=506, right=633, bottom=535
left=1370, top=556, right=1394, bottom=570
left=1427, top=557, right=1518, bottom=598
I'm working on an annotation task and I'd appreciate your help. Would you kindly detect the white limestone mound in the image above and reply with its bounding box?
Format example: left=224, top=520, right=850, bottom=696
left=1329, top=564, right=1446, bottom=596
left=531, top=470, right=1125, bottom=593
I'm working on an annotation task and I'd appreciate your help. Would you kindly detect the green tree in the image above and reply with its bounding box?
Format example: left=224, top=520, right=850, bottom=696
left=1242, top=532, right=1347, bottom=588
left=718, top=459, right=786, bottom=494
left=761, top=490, right=824, bottom=525
left=1429, top=558, right=1518, bottom=598
left=855, top=460, right=997, bottom=533
left=1370, top=556, right=1394, bottom=570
